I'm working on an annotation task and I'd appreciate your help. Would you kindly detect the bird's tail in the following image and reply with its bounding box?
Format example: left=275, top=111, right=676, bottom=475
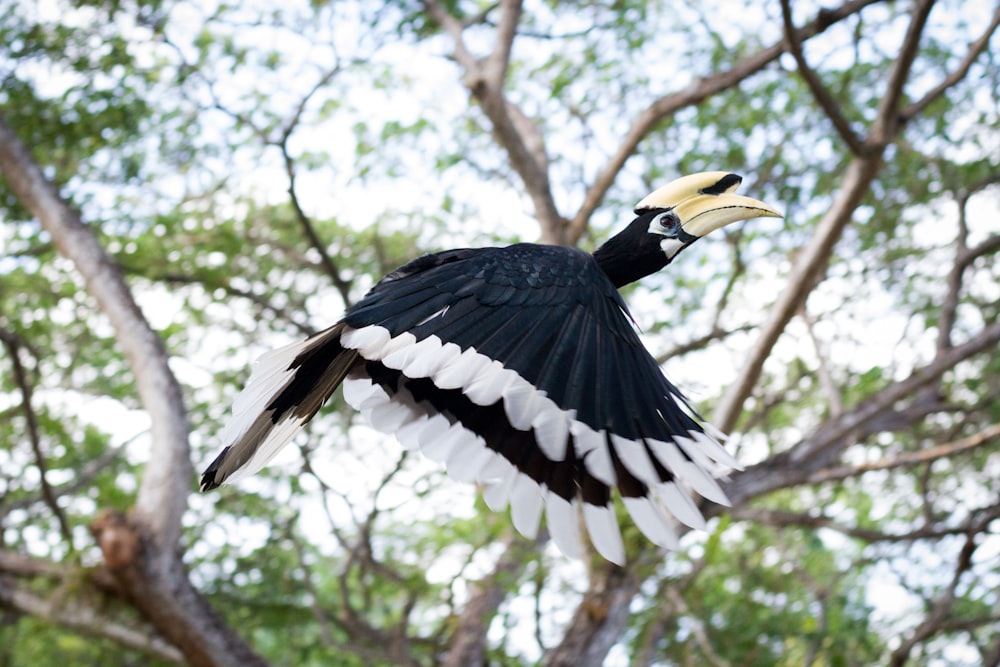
left=200, top=322, right=359, bottom=491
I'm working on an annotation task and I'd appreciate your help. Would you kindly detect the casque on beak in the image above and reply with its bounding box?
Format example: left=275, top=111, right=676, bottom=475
left=636, top=171, right=783, bottom=238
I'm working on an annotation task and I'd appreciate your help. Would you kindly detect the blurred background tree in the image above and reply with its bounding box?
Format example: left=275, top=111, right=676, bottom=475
left=0, top=0, right=998, bottom=665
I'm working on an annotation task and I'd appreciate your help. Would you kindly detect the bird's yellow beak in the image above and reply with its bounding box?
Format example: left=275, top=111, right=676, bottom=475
left=636, top=171, right=783, bottom=238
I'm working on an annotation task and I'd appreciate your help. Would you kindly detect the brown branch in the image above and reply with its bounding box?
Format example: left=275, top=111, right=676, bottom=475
left=712, top=155, right=883, bottom=432
left=869, top=0, right=936, bottom=144
left=727, top=319, right=1000, bottom=505
left=485, top=0, right=520, bottom=85
left=963, top=233, right=1000, bottom=266
left=784, top=320, right=1000, bottom=467
left=542, top=563, right=640, bottom=667
left=732, top=502, right=1000, bottom=544
left=0, top=331, right=74, bottom=547
left=0, top=114, right=192, bottom=548
left=983, top=634, right=1000, bottom=667
left=0, top=571, right=184, bottom=663
left=713, top=0, right=956, bottom=434
left=780, top=0, right=865, bottom=154
left=888, top=526, right=982, bottom=667
left=276, top=68, right=355, bottom=306
left=805, top=422, right=1000, bottom=485
left=441, top=537, right=539, bottom=667
left=0, top=550, right=69, bottom=580
left=423, top=0, right=565, bottom=243
left=567, top=0, right=884, bottom=245
left=900, top=4, right=1000, bottom=123
left=0, top=114, right=269, bottom=667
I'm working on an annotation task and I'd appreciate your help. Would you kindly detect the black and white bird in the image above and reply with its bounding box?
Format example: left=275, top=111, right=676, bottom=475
left=201, top=171, right=781, bottom=564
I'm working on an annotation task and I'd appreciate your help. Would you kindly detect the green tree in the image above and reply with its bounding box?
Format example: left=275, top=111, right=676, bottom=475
left=1, top=0, right=998, bottom=665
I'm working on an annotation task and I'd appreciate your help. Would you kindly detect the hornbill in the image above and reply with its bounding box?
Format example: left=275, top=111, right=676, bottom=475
left=201, top=171, right=781, bottom=564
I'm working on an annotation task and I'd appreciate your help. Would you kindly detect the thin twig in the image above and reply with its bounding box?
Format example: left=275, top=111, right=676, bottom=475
left=282, top=156, right=353, bottom=305
left=655, top=325, right=755, bottom=363
left=0, top=330, right=75, bottom=548
left=799, top=305, right=844, bottom=416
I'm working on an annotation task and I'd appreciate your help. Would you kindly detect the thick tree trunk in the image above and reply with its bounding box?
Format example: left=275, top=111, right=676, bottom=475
left=0, top=114, right=270, bottom=667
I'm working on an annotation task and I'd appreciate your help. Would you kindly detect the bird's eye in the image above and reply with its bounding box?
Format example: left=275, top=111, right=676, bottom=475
left=656, top=211, right=679, bottom=233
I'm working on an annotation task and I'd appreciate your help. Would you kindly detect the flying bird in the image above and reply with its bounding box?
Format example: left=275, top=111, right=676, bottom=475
left=201, top=171, right=781, bottom=564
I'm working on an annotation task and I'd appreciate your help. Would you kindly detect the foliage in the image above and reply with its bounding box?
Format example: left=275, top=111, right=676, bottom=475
left=1, top=0, right=998, bottom=665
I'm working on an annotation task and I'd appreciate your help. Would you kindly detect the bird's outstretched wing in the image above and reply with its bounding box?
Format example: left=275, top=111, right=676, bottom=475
left=339, top=244, right=738, bottom=563
left=203, top=244, right=738, bottom=563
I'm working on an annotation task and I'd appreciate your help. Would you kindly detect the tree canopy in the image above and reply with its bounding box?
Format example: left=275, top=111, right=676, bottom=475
left=1, top=0, right=998, bottom=665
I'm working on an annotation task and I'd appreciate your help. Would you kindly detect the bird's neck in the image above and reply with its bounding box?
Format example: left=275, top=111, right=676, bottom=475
left=592, top=223, right=669, bottom=288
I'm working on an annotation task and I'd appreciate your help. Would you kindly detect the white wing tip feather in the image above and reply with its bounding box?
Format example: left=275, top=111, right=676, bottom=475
left=262, top=324, right=740, bottom=564
left=583, top=503, right=626, bottom=565
left=218, top=417, right=305, bottom=486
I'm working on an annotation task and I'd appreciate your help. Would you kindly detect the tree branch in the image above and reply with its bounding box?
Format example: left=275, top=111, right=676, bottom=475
left=712, top=0, right=970, bottom=434
left=275, top=67, right=355, bottom=306
left=0, top=571, right=184, bottom=663
left=440, top=537, right=539, bottom=667
left=869, top=0, right=936, bottom=144
left=712, top=155, right=882, bottom=432
left=728, top=319, right=1000, bottom=504
left=655, top=325, right=755, bottom=364
left=0, top=114, right=191, bottom=545
left=780, top=0, right=865, bottom=154
left=542, top=563, right=639, bottom=667
left=423, top=0, right=565, bottom=243
left=888, top=526, right=981, bottom=667
left=899, top=3, right=1000, bottom=124
left=0, top=114, right=269, bottom=667
left=732, top=501, right=1000, bottom=544
left=804, top=422, right=1000, bottom=485
left=0, top=330, right=74, bottom=546
left=567, top=0, right=884, bottom=244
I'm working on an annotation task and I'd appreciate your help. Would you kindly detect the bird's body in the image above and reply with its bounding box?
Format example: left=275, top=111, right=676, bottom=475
left=202, top=172, right=781, bottom=563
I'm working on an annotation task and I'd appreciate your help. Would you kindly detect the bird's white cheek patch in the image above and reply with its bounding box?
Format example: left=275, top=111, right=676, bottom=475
left=660, top=237, right=685, bottom=259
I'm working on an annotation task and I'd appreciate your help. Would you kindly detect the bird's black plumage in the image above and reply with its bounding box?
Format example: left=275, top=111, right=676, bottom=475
left=201, top=171, right=781, bottom=563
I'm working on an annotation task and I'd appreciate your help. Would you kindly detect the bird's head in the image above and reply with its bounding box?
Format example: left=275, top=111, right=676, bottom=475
left=594, top=171, right=782, bottom=287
